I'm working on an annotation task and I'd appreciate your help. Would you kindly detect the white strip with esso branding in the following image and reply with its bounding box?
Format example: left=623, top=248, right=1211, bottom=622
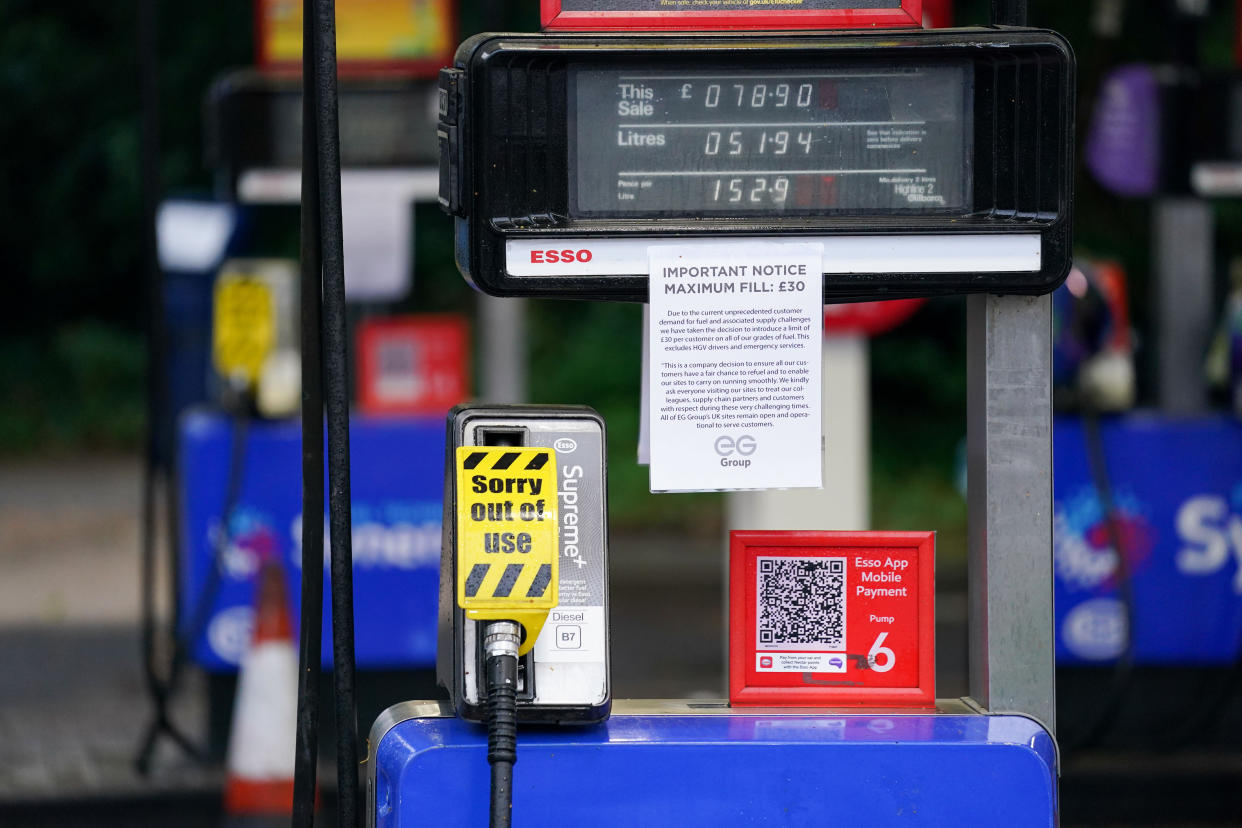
left=506, top=234, right=1042, bottom=277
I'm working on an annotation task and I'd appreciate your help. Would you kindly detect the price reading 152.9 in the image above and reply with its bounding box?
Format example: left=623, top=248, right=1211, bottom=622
left=711, top=177, right=791, bottom=205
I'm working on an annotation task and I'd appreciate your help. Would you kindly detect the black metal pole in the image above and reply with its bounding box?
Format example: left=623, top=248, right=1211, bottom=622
left=134, top=0, right=209, bottom=774
left=137, top=0, right=164, bottom=730
left=292, top=0, right=326, bottom=819
left=309, top=1, right=361, bottom=825
left=990, top=0, right=1028, bottom=26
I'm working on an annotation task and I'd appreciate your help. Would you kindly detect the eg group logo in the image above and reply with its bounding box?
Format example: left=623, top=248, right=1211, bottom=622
left=715, top=434, right=756, bottom=469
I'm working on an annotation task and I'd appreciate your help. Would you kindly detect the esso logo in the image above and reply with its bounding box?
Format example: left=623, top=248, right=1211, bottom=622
left=1062, top=598, right=1126, bottom=660
left=207, top=606, right=255, bottom=665
left=554, top=438, right=577, bottom=453
left=530, top=249, right=593, bottom=264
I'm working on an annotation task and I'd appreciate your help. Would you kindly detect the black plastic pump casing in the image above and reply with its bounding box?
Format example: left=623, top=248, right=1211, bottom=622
left=438, top=405, right=611, bottom=725
left=437, top=28, right=1075, bottom=302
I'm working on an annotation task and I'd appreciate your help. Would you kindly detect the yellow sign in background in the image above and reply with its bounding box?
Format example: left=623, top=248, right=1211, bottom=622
left=212, top=272, right=275, bottom=387
left=455, top=447, right=558, bottom=653
left=259, top=0, right=454, bottom=65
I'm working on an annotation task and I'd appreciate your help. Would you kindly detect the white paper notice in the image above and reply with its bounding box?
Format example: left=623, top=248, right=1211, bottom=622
left=648, top=242, right=823, bottom=492
left=340, top=171, right=416, bottom=301
left=637, top=305, right=651, bottom=466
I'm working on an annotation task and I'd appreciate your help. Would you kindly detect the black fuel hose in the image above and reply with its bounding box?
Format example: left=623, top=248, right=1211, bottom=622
left=483, top=621, right=521, bottom=828
left=291, top=0, right=326, bottom=819
left=135, top=0, right=184, bottom=772
left=1061, top=408, right=1136, bottom=755
left=135, top=402, right=249, bottom=772
left=487, top=654, right=518, bottom=828
left=292, top=1, right=360, bottom=825
left=307, top=0, right=362, bottom=821
left=134, top=0, right=238, bottom=773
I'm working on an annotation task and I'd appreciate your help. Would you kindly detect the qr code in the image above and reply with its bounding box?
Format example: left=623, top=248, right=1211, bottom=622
left=378, top=341, right=417, bottom=377
left=757, top=556, right=846, bottom=651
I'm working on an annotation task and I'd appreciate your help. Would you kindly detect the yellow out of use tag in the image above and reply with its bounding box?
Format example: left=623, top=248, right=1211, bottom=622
left=212, top=272, right=275, bottom=388
left=455, top=446, right=558, bottom=654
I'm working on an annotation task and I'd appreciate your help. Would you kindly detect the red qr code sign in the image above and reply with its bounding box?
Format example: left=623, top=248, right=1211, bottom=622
left=730, top=530, right=935, bottom=708
left=356, top=314, right=470, bottom=416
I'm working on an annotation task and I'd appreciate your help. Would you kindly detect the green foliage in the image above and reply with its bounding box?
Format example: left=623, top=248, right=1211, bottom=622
left=873, top=466, right=968, bottom=565
left=0, top=1, right=251, bottom=337
left=0, top=324, right=145, bottom=454
left=0, top=1, right=250, bottom=453
left=869, top=298, right=968, bottom=565
left=409, top=203, right=477, bottom=314
left=526, top=299, right=722, bottom=530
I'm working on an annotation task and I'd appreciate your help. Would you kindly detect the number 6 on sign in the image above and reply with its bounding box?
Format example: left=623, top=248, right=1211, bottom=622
left=869, top=632, right=896, bottom=674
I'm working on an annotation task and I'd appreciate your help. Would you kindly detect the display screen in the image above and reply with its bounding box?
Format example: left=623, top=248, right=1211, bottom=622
left=570, top=65, right=972, bottom=216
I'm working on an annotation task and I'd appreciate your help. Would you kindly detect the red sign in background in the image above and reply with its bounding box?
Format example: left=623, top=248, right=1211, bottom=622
left=730, top=530, right=935, bottom=707
left=823, top=298, right=925, bottom=337
left=356, top=314, right=470, bottom=416
left=541, top=0, right=922, bottom=31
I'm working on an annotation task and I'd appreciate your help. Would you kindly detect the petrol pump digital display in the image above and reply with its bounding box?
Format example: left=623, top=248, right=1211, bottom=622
left=438, top=29, right=1075, bottom=301
left=571, top=65, right=971, bottom=216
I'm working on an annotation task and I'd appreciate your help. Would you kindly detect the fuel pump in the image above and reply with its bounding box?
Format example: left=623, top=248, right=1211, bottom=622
left=136, top=256, right=299, bottom=772
left=440, top=405, right=610, bottom=723
left=438, top=405, right=610, bottom=822
left=366, top=8, right=1074, bottom=828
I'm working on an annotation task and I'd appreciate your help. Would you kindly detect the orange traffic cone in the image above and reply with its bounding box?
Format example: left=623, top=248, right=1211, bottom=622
left=223, top=558, right=300, bottom=817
